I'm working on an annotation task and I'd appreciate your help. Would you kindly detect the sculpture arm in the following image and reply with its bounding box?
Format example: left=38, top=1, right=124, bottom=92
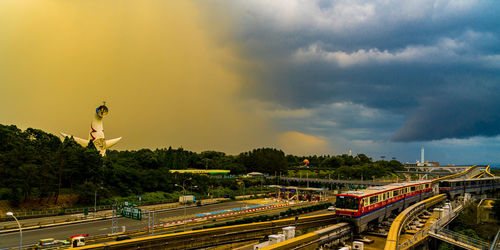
left=106, top=137, right=122, bottom=148
left=60, top=132, right=90, bottom=147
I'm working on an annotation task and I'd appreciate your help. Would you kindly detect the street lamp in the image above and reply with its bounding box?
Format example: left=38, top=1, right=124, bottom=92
left=7, top=212, right=22, bottom=250
left=175, top=178, right=192, bottom=232
left=94, top=185, right=104, bottom=217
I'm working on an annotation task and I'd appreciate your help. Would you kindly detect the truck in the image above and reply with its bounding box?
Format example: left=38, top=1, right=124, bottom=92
left=69, top=234, right=89, bottom=247
left=179, top=195, right=195, bottom=204
left=35, top=238, right=69, bottom=249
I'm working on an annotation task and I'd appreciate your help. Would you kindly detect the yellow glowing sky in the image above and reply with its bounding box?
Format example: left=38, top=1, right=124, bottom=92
left=0, top=0, right=333, bottom=155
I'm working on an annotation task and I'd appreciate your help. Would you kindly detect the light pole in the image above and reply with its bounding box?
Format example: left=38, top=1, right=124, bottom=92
left=175, top=178, right=193, bottom=232
left=7, top=212, right=22, bottom=250
left=94, top=185, right=103, bottom=217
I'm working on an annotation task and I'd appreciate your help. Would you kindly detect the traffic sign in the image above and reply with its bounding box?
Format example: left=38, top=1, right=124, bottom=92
left=116, top=202, right=142, bottom=220
left=132, top=207, right=142, bottom=220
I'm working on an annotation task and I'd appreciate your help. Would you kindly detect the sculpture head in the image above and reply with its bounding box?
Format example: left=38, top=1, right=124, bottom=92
left=96, top=104, right=109, bottom=118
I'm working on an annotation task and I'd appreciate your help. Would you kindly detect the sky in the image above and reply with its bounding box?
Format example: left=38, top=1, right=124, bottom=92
left=1, top=1, right=500, bottom=164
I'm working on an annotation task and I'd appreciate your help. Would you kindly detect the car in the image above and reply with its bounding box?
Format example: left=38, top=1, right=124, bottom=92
left=328, top=206, right=335, bottom=211
left=115, top=235, right=132, bottom=241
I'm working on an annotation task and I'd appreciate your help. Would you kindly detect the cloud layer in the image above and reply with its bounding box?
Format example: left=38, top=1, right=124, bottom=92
left=201, top=0, right=500, bottom=145
left=0, top=1, right=275, bottom=154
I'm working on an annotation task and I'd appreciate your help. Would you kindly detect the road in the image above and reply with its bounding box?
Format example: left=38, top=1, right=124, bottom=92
left=0, top=201, right=257, bottom=249
left=88, top=208, right=334, bottom=247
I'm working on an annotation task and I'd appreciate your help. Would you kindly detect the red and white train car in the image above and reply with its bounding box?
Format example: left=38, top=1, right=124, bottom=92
left=335, top=180, right=434, bottom=232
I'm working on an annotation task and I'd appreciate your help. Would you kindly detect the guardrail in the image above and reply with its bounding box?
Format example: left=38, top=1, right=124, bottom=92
left=485, top=166, right=495, bottom=178
left=425, top=203, right=490, bottom=250
left=491, top=229, right=500, bottom=250
left=433, top=165, right=479, bottom=183
left=0, top=205, right=113, bottom=221
left=430, top=228, right=490, bottom=250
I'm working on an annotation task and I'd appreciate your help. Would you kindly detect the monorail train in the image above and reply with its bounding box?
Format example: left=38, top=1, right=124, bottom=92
left=335, top=180, right=434, bottom=232
left=439, top=176, right=500, bottom=199
left=335, top=176, right=500, bottom=232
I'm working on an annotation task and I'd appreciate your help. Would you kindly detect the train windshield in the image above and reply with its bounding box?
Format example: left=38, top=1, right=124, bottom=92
left=335, top=196, right=359, bottom=210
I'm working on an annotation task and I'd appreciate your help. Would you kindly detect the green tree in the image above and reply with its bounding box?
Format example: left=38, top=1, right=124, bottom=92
left=493, top=200, right=500, bottom=220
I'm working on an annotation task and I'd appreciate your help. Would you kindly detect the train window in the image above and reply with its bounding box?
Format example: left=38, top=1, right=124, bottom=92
left=441, top=182, right=449, bottom=187
left=335, top=196, right=359, bottom=210
left=410, top=186, right=416, bottom=192
left=370, top=196, right=378, bottom=204
left=393, top=190, right=399, bottom=196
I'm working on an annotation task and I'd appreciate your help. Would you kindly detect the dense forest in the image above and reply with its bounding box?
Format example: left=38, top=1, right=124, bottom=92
left=0, top=124, right=404, bottom=207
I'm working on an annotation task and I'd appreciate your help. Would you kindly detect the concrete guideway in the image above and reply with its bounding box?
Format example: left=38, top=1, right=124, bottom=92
left=384, top=194, right=447, bottom=250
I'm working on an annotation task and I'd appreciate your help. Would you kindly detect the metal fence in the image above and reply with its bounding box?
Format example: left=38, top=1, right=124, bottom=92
left=0, top=204, right=113, bottom=220
left=432, top=228, right=491, bottom=250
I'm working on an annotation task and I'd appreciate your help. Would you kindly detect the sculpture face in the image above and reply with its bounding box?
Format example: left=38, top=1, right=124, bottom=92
left=96, top=105, right=109, bottom=118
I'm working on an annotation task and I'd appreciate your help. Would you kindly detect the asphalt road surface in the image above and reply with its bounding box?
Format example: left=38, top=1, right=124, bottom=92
left=0, top=201, right=257, bottom=249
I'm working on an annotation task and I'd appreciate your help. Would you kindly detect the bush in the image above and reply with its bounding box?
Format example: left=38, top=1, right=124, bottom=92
left=0, top=188, right=12, bottom=200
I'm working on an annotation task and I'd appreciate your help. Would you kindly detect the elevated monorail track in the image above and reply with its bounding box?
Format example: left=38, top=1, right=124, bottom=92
left=384, top=194, right=446, bottom=250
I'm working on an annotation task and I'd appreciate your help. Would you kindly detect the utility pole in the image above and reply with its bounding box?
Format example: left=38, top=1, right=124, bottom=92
left=111, top=203, right=118, bottom=234
left=147, top=210, right=150, bottom=234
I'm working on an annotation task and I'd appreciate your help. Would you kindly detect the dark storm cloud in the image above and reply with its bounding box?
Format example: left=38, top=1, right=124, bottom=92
left=203, top=0, right=500, bottom=142
left=393, top=81, right=500, bottom=141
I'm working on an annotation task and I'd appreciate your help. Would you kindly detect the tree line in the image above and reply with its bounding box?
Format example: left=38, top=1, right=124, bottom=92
left=0, top=124, right=404, bottom=207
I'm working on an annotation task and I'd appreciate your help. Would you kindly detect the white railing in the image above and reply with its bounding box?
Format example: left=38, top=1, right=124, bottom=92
left=431, top=228, right=490, bottom=250
left=426, top=202, right=490, bottom=250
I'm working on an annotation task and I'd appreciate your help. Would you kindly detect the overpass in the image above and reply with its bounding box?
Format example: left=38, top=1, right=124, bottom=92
left=403, top=165, right=487, bottom=180
left=268, top=176, right=387, bottom=186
